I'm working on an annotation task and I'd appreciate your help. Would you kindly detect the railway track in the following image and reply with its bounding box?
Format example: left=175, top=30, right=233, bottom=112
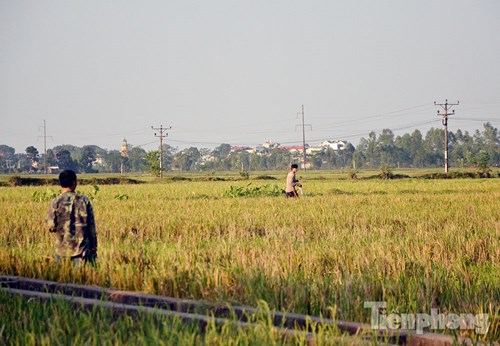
left=0, top=275, right=485, bottom=345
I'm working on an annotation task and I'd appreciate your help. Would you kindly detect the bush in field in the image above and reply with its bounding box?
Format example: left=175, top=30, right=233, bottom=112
left=379, top=165, right=394, bottom=179
left=31, top=188, right=58, bottom=202
left=144, top=150, right=162, bottom=177
left=348, top=169, right=358, bottom=180
left=77, top=185, right=99, bottom=201
left=225, top=183, right=284, bottom=197
left=474, top=150, right=492, bottom=178
left=239, top=171, right=250, bottom=180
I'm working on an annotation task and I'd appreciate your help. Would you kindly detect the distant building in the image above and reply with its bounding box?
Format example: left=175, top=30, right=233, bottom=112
left=121, top=139, right=129, bottom=157
left=201, top=154, right=216, bottom=163
left=281, top=146, right=304, bottom=153
left=306, top=146, right=323, bottom=155
left=262, top=140, right=280, bottom=149
left=230, top=146, right=253, bottom=154
left=253, top=146, right=267, bottom=155
left=320, top=140, right=346, bottom=151
left=93, top=156, right=105, bottom=167
left=48, top=166, right=60, bottom=174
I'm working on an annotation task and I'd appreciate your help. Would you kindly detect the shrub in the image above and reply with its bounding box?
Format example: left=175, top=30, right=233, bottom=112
left=348, top=169, right=358, bottom=180
left=379, top=165, right=394, bottom=180
left=224, top=183, right=284, bottom=197
left=239, top=171, right=250, bottom=180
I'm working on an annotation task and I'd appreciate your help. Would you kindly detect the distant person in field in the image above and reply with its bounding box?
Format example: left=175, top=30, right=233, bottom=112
left=46, top=170, right=97, bottom=265
left=285, top=163, right=302, bottom=198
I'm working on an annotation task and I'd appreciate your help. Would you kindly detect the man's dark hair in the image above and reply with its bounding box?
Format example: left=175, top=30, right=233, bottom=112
left=291, top=164, right=299, bottom=169
left=59, top=170, right=77, bottom=188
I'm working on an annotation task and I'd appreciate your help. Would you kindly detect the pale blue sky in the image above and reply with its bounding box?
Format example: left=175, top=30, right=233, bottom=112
left=1, top=0, right=499, bottom=153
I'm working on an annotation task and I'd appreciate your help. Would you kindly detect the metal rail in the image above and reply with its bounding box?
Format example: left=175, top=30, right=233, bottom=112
left=0, top=275, right=487, bottom=345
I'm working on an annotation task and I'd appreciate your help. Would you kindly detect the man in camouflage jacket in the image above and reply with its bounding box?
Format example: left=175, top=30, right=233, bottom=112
left=46, top=170, right=97, bottom=265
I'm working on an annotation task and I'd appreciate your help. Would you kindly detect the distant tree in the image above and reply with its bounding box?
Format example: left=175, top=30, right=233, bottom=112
left=395, top=134, right=412, bottom=167
left=145, top=150, right=162, bottom=177
left=423, top=128, right=445, bottom=166
left=364, top=131, right=380, bottom=168
left=80, top=146, right=96, bottom=173
left=482, top=122, right=499, bottom=166
left=378, top=129, right=396, bottom=166
left=321, top=148, right=336, bottom=169
left=44, top=149, right=57, bottom=166
left=25, top=146, right=39, bottom=162
left=84, top=145, right=108, bottom=158
left=52, top=145, right=81, bottom=161
left=228, top=151, right=250, bottom=172
left=0, top=145, right=16, bottom=173
left=173, top=147, right=201, bottom=171
left=310, top=151, right=324, bottom=169
left=15, top=153, right=30, bottom=172
left=56, top=149, right=78, bottom=171
left=268, top=148, right=292, bottom=170
left=213, top=144, right=232, bottom=159
left=128, top=146, right=147, bottom=172
left=161, top=144, right=176, bottom=171
left=0, top=145, right=15, bottom=158
left=410, top=130, right=425, bottom=167
left=338, top=143, right=355, bottom=168
left=352, top=150, right=365, bottom=169
left=104, top=150, right=122, bottom=173
left=474, top=150, right=492, bottom=177
left=249, top=153, right=265, bottom=171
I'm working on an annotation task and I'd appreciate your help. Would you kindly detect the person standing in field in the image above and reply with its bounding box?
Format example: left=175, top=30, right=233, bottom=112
left=285, top=163, right=302, bottom=198
left=46, top=170, right=97, bottom=265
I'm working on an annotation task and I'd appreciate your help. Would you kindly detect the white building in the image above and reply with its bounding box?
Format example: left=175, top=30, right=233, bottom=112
left=306, top=146, right=323, bottom=155
left=48, top=166, right=60, bottom=174
left=262, top=140, right=280, bottom=149
left=320, top=140, right=347, bottom=151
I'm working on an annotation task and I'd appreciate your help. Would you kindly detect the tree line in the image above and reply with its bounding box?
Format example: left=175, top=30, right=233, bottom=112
left=0, top=123, right=498, bottom=174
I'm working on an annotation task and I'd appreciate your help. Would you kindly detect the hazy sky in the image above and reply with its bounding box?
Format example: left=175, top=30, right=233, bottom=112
left=1, top=0, right=499, bottom=153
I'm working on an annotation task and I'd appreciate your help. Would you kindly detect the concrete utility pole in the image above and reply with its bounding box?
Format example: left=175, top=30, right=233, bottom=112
left=434, top=100, right=459, bottom=173
left=38, top=120, right=52, bottom=175
left=151, top=125, right=171, bottom=178
left=295, top=105, right=311, bottom=171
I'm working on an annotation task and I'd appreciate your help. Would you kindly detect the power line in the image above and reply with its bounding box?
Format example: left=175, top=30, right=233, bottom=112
left=454, top=117, right=498, bottom=122
left=313, top=102, right=434, bottom=124
left=164, top=119, right=441, bottom=149
left=279, top=119, right=441, bottom=145
left=134, top=140, right=158, bottom=148
left=314, top=109, right=434, bottom=130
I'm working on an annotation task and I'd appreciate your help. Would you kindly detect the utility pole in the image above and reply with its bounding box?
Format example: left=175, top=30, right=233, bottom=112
left=151, top=125, right=171, bottom=178
left=434, top=99, right=459, bottom=173
left=38, top=120, right=52, bottom=175
left=295, top=105, right=311, bottom=171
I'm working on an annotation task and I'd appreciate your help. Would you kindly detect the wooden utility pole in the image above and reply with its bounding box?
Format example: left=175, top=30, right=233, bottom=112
left=434, top=100, right=459, bottom=173
left=151, top=125, right=171, bottom=178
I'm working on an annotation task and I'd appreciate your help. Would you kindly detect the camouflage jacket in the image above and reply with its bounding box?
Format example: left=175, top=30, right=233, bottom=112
left=46, top=191, right=97, bottom=258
